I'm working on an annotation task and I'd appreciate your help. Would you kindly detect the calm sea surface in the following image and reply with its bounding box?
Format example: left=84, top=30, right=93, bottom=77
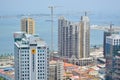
left=0, top=13, right=120, bottom=54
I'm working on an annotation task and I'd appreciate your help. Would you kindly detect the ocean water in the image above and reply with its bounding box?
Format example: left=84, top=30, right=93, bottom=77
left=0, top=13, right=120, bottom=54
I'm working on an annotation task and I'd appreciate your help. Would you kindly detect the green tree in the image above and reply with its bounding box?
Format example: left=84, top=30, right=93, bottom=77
left=0, top=77, right=5, bottom=80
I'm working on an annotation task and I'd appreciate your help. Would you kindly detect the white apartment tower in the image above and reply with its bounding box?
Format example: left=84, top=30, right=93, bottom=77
left=21, top=18, right=35, bottom=34
left=58, top=15, right=90, bottom=59
left=14, top=32, right=49, bottom=80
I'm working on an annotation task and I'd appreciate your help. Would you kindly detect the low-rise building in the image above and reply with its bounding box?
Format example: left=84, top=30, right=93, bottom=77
left=49, top=60, right=64, bottom=80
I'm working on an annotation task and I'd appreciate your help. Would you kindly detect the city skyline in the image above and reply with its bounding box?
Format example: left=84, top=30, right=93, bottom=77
left=0, top=1, right=120, bottom=80
left=0, top=15, right=120, bottom=54
left=0, top=0, right=120, bottom=53
left=1, top=0, right=120, bottom=54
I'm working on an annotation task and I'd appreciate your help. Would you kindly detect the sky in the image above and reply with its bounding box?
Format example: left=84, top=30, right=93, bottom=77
left=0, top=0, right=120, bottom=15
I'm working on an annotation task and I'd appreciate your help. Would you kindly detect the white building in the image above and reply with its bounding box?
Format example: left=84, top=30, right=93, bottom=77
left=14, top=32, right=49, bottom=80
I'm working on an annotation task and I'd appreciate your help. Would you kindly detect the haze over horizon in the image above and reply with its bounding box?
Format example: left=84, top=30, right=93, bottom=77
left=0, top=0, right=120, bottom=15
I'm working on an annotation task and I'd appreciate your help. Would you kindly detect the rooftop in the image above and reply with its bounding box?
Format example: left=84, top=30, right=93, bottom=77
left=107, top=34, right=120, bottom=39
left=14, top=32, right=47, bottom=48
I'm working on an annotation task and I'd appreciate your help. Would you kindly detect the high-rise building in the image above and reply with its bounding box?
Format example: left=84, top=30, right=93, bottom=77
left=21, top=18, right=35, bottom=34
left=103, top=25, right=119, bottom=58
left=79, top=16, right=90, bottom=58
left=58, top=16, right=93, bottom=66
left=58, top=16, right=78, bottom=58
left=14, top=32, right=49, bottom=80
left=105, top=34, right=120, bottom=80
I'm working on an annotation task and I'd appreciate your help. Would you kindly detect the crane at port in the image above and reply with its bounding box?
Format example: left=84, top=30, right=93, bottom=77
left=91, top=24, right=120, bottom=32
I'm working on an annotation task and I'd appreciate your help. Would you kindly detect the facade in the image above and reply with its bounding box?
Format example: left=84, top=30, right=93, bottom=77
left=14, top=32, right=49, bottom=80
left=58, top=16, right=93, bottom=66
left=103, top=31, right=111, bottom=58
left=58, top=16, right=78, bottom=58
left=56, top=60, right=64, bottom=80
left=21, top=18, right=35, bottom=34
left=49, top=61, right=57, bottom=80
left=103, top=26, right=119, bottom=58
left=49, top=60, right=64, bottom=80
left=112, top=56, right=120, bottom=80
left=79, top=16, right=90, bottom=58
left=58, top=16, right=90, bottom=59
left=105, top=34, right=120, bottom=80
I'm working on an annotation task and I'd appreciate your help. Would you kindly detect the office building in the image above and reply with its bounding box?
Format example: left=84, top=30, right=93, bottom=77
left=105, top=34, right=120, bottom=80
left=58, top=16, right=93, bottom=66
left=103, top=25, right=119, bottom=58
left=21, top=18, right=35, bottom=34
left=14, top=32, right=49, bottom=80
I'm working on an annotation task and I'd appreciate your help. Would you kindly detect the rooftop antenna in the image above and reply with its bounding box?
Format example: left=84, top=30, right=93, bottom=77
left=109, top=22, right=114, bottom=32
left=110, top=22, right=113, bottom=29
left=85, top=11, right=87, bottom=16
left=84, top=11, right=91, bottom=16
left=81, top=11, right=90, bottom=20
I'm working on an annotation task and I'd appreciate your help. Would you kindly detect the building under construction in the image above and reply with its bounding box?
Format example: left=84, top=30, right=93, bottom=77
left=58, top=15, right=93, bottom=66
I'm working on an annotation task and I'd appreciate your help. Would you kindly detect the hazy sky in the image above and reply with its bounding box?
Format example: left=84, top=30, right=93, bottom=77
left=0, top=0, right=120, bottom=15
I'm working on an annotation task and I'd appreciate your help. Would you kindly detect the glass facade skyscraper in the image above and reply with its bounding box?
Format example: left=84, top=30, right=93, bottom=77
left=106, top=34, right=120, bottom=80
